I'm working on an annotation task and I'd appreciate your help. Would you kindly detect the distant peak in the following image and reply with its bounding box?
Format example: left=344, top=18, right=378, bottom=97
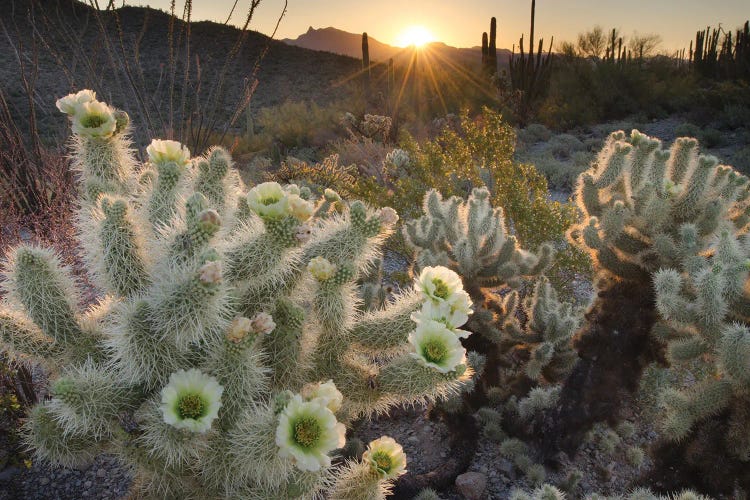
left=307, top=26, right=314, bottom=33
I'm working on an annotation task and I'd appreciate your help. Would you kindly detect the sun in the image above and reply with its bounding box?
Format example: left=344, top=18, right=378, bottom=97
left=396, top=25, right=435, bottom=48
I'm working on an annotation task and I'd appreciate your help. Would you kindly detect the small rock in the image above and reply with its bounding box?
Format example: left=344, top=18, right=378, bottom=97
left=97, top=468, right=107, bottom=478
left=407, top=436, right=419, bottom=443
left=455, top=471, right=487, bottom=500
left=84, top=480, right=92, bottom=488
left=39, top=477, right=50, bottom=486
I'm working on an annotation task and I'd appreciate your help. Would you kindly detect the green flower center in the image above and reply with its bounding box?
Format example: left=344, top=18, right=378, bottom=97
left=422, top=338, right=448, bottom=363
left=293, top=416, right=321, bottom=448
left=82, top=114, right=106, bottom=128
left=260, top=195, right=281, bottom=206
left=371, top=451, right=393, bottom=473
left=178, top=394, right=206, bottom=420
left=432, top=279, right=450, bottom=299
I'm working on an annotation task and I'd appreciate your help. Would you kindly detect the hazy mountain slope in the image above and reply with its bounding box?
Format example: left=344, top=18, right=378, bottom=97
left=0, top=0, right=360, bottom=142
left=282, top=26, right=512, bottom=67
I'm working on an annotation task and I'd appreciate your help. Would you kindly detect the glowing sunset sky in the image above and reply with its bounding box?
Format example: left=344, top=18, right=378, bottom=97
left=140, top=0, right=749, bottom=52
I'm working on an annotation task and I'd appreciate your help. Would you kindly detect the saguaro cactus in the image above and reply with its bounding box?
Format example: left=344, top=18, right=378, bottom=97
left=0, top=91, right=475, bottom=498
left=488, top=17, right=498, bottom=75
left=362, top=32, right=371, bottom=91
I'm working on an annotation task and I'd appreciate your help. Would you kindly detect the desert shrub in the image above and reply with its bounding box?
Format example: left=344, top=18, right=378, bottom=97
left=523, top=153, right=585, bottom=191
left=249, top=100, right=344, bottom=152
left=517, top=123, right=553, bottom=145
left=548, top=133, right=585, bottom=160
left=0, top=354, right=35, bottom=470
left=675, top=123, right=726, bottom=149
left=733, top=146, right=750, bottom=174
left=719, top=103, right=750, bottom=130
left=674, top=122, right=702, bottom=138
left=329, top=135, right=392, bottom=183
left=537, top=57, right=697, bottom=129
left=698, top=127, right=725, bottom=148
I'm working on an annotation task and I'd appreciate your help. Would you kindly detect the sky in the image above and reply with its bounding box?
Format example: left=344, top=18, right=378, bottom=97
left=138, top=0, right=750, bottom=52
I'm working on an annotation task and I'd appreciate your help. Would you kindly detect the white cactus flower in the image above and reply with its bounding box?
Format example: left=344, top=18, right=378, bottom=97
left=300, top=379, right=343, bottom=413
left=247, top=182, right=289, bottom=219
left=250, top=312, right=276, bottom=335
left=146, top=139, right=191, bottom=166
left=56, top=90, right=97, bottom=115
left=160, top=369, right=223, bottom=433
left=411, top=303, right=471, bottom=338
left=416, top=266, right=472, bottom=313
left=408, top=320, right=467, bottom=373
left=288, top=194, right=314, bottom=222
left=363, top=436, right=407, bottom=479
left=71, top=100, right=117, bottom=138
left=308, top=256, right=336, bottom=281
left=275, top=395, right=346, bottom=472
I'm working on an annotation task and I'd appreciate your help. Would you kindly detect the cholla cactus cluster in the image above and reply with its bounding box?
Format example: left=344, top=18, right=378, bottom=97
left=0, top=91, right=475, bottom=498
left=403, top=188, right=578, bottom=384
left=653, top=226, right=750, bottom=461
left=341, top=112, right=392, bottom=141
left=570, top=129, right=750, bottom=283
left=511, top=484, right=712, bottom=500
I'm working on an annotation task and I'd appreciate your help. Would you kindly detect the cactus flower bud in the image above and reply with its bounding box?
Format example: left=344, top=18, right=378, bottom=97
left=198, top=260, right=222, bottom=284
left=226, top=316, right=253, bottom=343
left=250, top=312, right=276, bottom=335
left=300, top=379, right=344, bottom=413
left=296, top=223, right=313, bottom=243
left=288, top=194, right=314, bottom=222
left=378, top=207, right=399, bottom=225
left=199, top=209, right=222, bottom=230
left=324, top=188, right=342, bottom=202
left=308, top=256, right=336, bottom=281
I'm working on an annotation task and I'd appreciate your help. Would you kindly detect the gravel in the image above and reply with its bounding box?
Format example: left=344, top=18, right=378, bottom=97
left=0, top=455, right=131, bottom=500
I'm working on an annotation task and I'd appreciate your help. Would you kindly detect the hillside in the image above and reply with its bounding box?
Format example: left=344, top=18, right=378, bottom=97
left=282, top=26, right=512, bottom=67
left=0, top=0, right=360, bottom=143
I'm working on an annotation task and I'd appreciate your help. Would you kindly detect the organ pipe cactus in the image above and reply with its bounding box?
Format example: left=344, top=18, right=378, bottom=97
left=0, top=91, right=474, bottom=498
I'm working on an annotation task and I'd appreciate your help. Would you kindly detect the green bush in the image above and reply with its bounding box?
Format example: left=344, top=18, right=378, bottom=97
left=249, top=100, right=344, bottom=152
left=517, top=123, right=553, bottom=145
left=537, top=57, right=697, bottom=129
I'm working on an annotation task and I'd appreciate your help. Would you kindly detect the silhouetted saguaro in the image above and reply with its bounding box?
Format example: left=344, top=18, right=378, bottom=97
left=488, top=17, right=497, bottom=74
left=362, top=32, right=370, bottom=91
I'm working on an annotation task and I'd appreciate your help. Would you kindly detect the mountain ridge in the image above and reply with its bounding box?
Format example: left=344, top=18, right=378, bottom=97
left=282, top=26, right=511, bottom=67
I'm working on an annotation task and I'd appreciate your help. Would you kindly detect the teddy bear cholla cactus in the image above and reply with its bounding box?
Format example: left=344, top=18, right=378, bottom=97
left=653, top=226, right=750, bottom=462
left=0, top=91, right=473, bottom=498
left=540, top=130, right=750, bottom=454
left=570, top=129, right=750, bottom=282
left=403, top=188, right=579, bottom=386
